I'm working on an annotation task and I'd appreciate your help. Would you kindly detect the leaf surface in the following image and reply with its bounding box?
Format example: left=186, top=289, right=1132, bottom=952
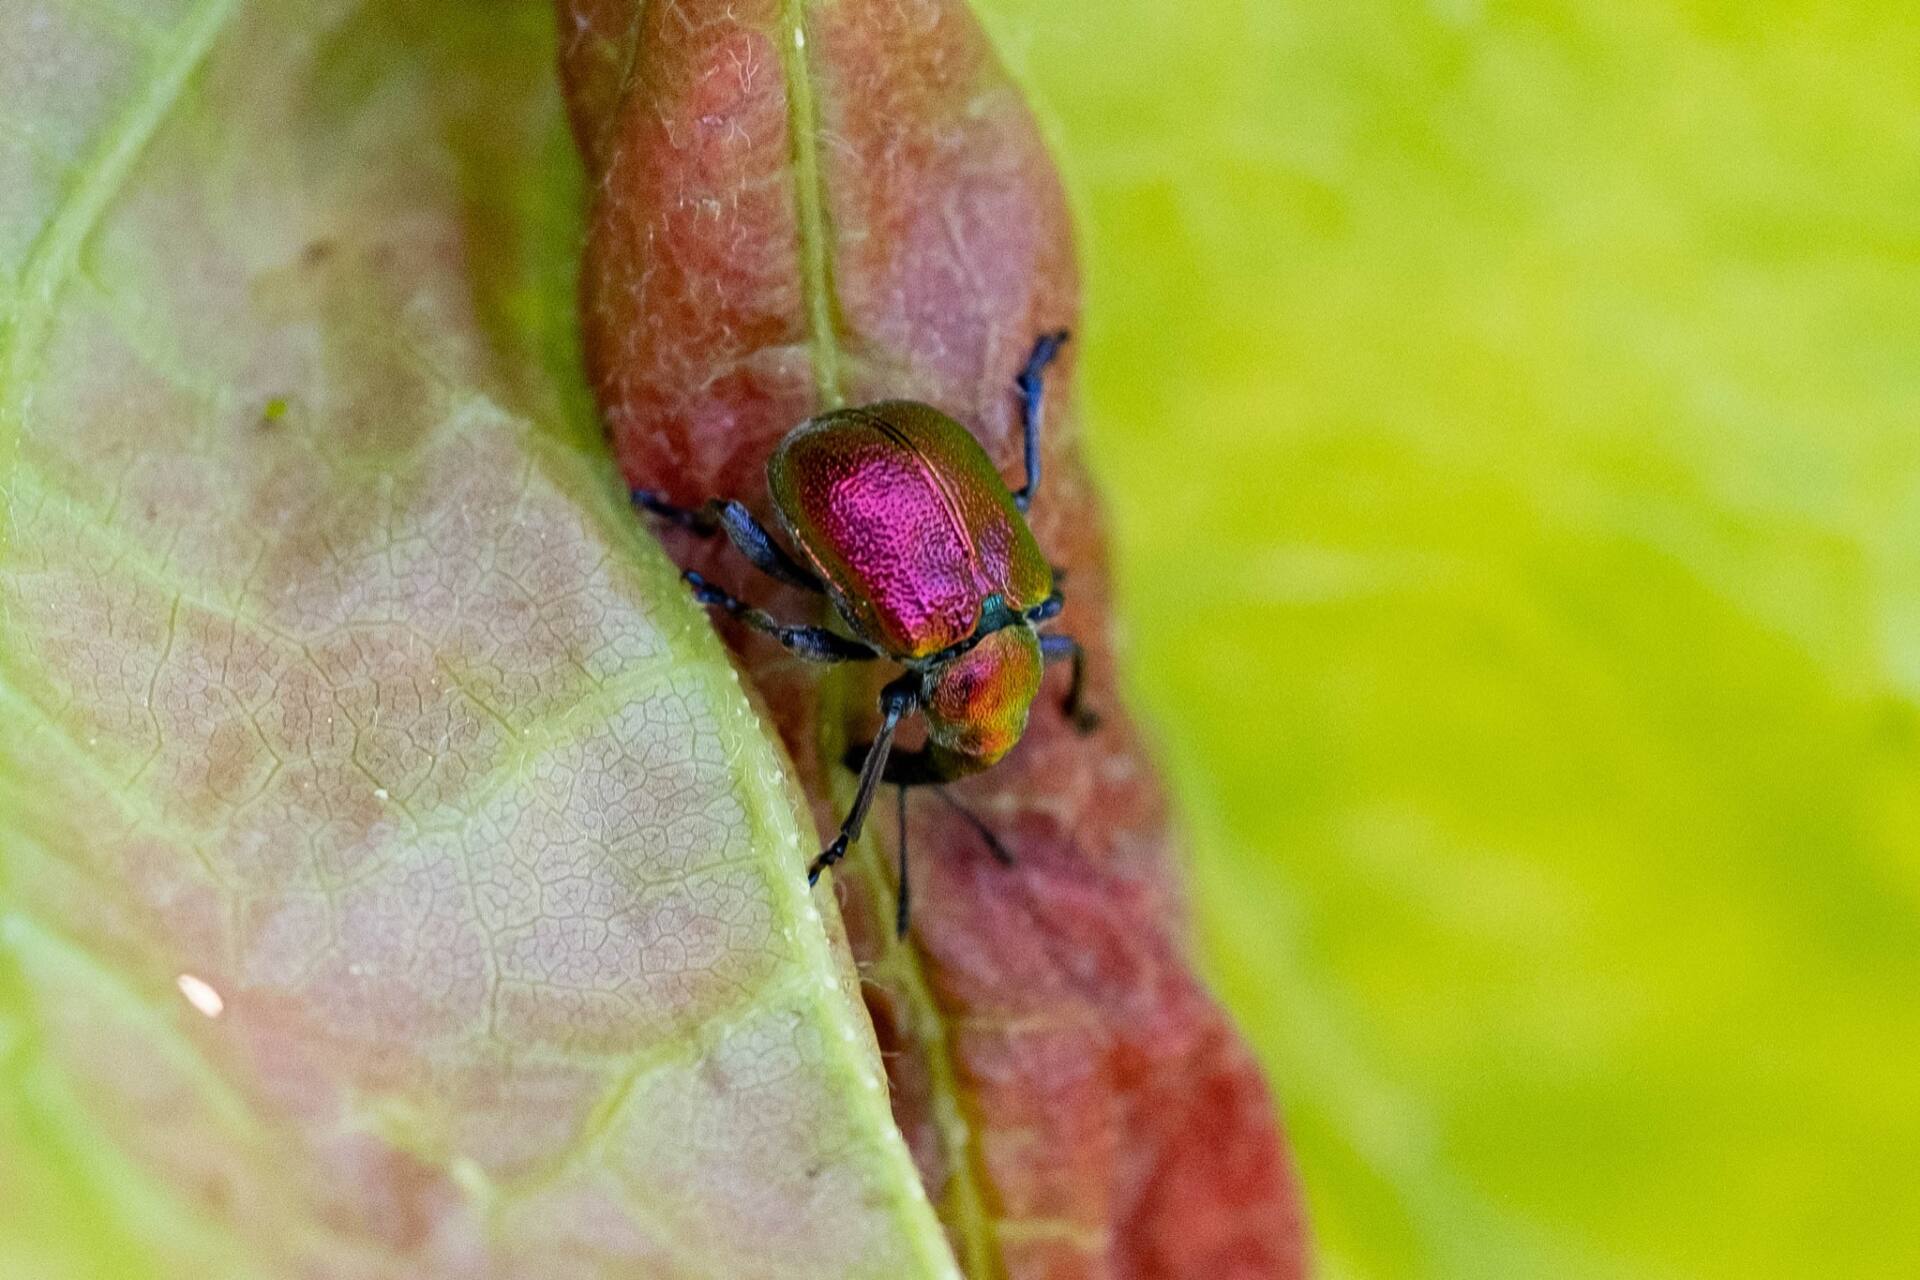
left=0, top=2, right=956, bottom=1276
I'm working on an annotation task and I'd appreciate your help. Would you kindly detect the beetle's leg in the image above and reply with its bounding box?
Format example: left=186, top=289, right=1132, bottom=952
left=1024, top=590, right=1064, bottom=626
left=840, top=747, right=1017, bottom=868
left=847, top=742, right=947, bottom=786
left=710, top=500, right=826, bottom=592
left=684, top=571, right=877, bottom=663
left=810, top=675, right=921, bottom=884
left=930, top=786, right=1016, bottom=867
left=1012, top=329, right=1069, bottom=514
left=893, top=785, right=911, bottom=937
left=1039, top=632, right=1100, bottom=733
left=631, top=489, right=717, bottom=533
left=634, top=492, right=826, bottom=593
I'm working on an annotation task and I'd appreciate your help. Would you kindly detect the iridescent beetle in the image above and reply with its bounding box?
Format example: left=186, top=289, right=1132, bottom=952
left=636, top=332, right=1096, bottom=932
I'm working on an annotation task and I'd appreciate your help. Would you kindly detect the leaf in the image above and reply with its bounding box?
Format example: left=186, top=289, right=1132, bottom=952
left=560, top=0, right=1308, bottom=1275
left=0, top=2, right=957, bottom=1276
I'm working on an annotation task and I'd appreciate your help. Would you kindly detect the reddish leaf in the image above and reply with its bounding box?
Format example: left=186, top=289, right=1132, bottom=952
left=560, top=0, right=1309, bottom=1275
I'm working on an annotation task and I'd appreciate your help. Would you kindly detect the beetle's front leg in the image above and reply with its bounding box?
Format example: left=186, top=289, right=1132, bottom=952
left=1039, top=632, right=1100, bottom=733
left=846, top=753, right=1017, bottom=872
left=840, top=743, right=1019, bottom=877
left=811, top=675, right=922, bottom=884
left=683, top=572, right=877, bottom=663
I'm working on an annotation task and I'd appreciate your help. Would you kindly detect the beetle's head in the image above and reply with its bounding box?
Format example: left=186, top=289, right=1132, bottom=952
left=920, top=623, right=1043, bottom=774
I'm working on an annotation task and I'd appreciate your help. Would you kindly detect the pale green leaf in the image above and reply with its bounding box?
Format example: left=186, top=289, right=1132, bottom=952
left=978, top=1, right=1920, bottom=1277
left=0, top=2, right=956, bottom=1276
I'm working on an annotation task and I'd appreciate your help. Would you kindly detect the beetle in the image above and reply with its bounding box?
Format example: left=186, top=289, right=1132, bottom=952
left=635, top=331, right=1097, bottom=933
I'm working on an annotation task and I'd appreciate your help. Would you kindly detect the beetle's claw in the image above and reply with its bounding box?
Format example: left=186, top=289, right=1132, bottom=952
left=808, top=837, right=848, bottom=885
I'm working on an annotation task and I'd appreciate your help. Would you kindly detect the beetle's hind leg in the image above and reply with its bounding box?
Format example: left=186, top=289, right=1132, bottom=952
left=634, top=491, right=826, bottom=593
left=684, top=572, right=877, bottom=663
left=1039, top=632, right=1100, bottom=733
left=1012, top=329, right=1070, bottom=514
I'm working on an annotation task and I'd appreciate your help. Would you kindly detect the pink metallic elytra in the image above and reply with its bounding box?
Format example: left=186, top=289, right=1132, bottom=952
left=769, top=401, right=1054, bottom=659
left=634, top=331, right=1093, bottom=934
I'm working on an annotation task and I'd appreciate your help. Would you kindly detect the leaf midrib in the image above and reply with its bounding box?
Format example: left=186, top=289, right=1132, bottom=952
left=778, top=0, right=846, bottom=410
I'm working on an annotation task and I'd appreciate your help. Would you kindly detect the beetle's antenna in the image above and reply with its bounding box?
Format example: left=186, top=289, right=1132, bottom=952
left=930, top=787, right=1016, bottom=867
left=894, top=785, right=911, bottom=938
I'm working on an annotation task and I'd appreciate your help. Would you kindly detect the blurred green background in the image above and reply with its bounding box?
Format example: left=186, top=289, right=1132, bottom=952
left=975, top=2, right=1920, bottom=1277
